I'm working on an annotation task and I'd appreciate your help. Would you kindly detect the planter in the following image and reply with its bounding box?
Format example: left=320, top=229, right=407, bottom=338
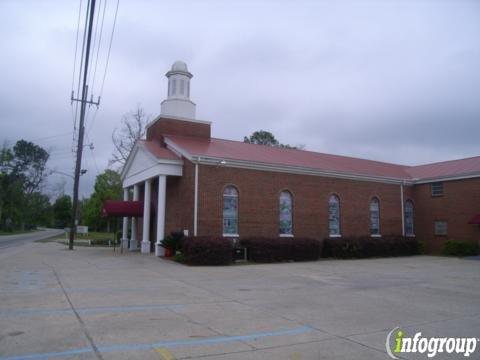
left=164, top=248, right=173, bottom=257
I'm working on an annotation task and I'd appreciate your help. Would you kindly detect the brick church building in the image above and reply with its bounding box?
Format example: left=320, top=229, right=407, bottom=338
left=117, top=61, right=480, bottom=256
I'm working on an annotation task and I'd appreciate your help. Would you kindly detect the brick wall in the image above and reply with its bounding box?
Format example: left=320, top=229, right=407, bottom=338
left=196, top=164, right=407, bottom=239
left=164, top=158, right=195, bottom=236
left=146, top=117, right=211, bottom=144
left=413, top=178, right=480, bottom=253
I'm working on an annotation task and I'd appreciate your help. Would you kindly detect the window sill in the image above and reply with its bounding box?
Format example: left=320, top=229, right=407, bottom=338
left=406, top=234, right=416, bottom=237
left=329, top=234, right=342, bottom=238
left=370, top=234, right=382, bottom=238
left=279, top=234, right=294, bottom=237
left=223, top=233, right=240, bottom=238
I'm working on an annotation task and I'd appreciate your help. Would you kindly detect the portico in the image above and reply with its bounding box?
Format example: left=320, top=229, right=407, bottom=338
left=120, top=140, right=182, bottom=256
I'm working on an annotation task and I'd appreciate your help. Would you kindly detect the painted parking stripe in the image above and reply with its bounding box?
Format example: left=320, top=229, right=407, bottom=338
left=0, top=304, right=183, bottom=317
left=0, top=326, right=312, bottom=360
left=155, top=347, right=176, bottom=360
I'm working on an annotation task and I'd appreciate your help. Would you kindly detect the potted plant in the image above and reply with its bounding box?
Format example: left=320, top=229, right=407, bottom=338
left=161, top=236, right=176, bottom=257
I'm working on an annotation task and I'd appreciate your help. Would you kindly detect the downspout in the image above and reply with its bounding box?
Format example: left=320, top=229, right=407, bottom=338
left=400, top=181, right=405, bottom=236
left=193, top=158, right=199, bottom=236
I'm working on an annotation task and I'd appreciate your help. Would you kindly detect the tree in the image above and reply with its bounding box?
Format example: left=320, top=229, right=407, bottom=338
left=0, top=140, right=50, bottom=230
left=53, top=195, right=72, bottom=229
left=83, top=170, right=122, bottom=231
left=110, top=106, right=150, bottom=168
left=244, top=130, right=305, bottom=149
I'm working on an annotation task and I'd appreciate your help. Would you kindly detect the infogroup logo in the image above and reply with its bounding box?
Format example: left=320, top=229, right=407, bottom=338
left=385, top=327, right=479, bottom=359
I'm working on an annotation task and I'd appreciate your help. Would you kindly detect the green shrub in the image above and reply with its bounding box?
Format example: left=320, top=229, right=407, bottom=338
left=182, top=236, right=233, bottom=265
left=322, top=235, right=419, bottom=259
left=443, top=241, right=478, bottom=257
left=240, top=237, right=322, bottom=263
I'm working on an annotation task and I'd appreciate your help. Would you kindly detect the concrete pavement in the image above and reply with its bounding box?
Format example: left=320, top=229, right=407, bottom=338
left=0, top=239, right=479, bottom=359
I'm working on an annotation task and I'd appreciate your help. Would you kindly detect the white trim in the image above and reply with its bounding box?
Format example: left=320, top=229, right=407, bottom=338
left=194, top=156, right=409, bottom=185
left=329, top=234, right=342, bottom=238
left=411, top=172, right=480, bottom=184
left=279, top=234, right=294, bottom=237
left=194, top=162, right=199, bottom=236
left=145, top=114, right=211, bottom=131
left=223, top=233, right=240, bottom=237
left=370, top=234, right=382, bottom=238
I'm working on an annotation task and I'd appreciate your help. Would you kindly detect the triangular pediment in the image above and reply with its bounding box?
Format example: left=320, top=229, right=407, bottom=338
left=121, top=142, right=183, bottom=188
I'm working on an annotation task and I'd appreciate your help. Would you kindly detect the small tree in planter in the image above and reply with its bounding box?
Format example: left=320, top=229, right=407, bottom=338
left=160, top=236, right=176, bottom=257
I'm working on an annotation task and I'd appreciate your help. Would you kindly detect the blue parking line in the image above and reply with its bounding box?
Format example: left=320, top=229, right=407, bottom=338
left=0, top=325, right=312, bottom=360
left=0, top=304, right=184, bottom=318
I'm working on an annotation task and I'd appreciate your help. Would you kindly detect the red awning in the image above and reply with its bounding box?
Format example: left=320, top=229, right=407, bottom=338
left=468, top=214, right=480, bottom=225
left=102, top=200, right=144, bottom=218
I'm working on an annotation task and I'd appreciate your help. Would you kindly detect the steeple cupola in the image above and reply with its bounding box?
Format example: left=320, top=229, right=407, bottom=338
left=160, top=61, right=196, bottom=119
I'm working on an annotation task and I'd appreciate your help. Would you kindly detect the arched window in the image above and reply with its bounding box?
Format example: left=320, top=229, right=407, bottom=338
left=328, top=195, right=340, bottom=236
left=404, top=200, right=414, bottom=236
left=223, top=186, right=238, bottom=235
left=171, top=79, right=177, bottom=95
left=370, top=197, right=380, bottom=235
left=279, top=191, right=293, bottom=235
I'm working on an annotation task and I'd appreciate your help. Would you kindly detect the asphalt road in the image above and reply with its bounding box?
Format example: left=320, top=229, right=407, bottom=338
left=0, top=228, right=63, bottom=250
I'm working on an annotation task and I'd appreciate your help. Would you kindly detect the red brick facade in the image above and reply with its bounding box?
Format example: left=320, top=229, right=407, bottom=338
left=146, top=117, right=211, bottom=145
left=133, top=118, right=480, bottom=255
left=412, top=178, right=480, bottom=253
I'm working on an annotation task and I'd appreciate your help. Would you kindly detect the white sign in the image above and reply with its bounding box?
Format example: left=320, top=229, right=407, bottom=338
left=76, top=226, right=89, bottom=235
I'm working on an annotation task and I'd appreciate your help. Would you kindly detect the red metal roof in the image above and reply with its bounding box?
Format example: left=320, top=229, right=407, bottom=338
left=468, top=214, right=480, bottom=225
left=139, top=140, right=180, bottom=161
left=139, top=135, right=480, bottom=182
left=102, top=200, right=143, bottom=218
left=164, top=135, right=411, bottom=179
left=406, top=156, right=480, bottom=180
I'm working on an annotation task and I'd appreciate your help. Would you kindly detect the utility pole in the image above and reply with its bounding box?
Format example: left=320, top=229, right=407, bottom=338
left=69, top=0, right=99, bottom=250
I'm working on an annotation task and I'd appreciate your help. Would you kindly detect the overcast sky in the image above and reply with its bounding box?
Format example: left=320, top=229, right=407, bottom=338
left=1, top=0, right=479, bottom=198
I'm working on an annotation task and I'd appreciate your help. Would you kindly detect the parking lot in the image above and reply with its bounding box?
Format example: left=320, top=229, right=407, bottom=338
left=0, top=239, right=479, bottom=360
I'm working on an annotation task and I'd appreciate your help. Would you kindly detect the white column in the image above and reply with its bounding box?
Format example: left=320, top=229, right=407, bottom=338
left=141, top=179, right=152, bottom=253
left=155, top=175, right=167, bottom=256
left=129, top=184, right=139, bottom=251
left=121, top=188, right=129, bottom=250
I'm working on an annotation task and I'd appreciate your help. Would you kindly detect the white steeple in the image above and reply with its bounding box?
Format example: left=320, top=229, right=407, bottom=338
left=160, top=61, right=196, bottom=119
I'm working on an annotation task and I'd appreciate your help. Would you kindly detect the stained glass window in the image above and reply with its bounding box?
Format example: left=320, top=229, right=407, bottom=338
left=328, top=195, right=340, bottom=236
left=404, top=200, right=414, bottom=236
left=279, top=191, right=293, bottom=235
left=223, top=186, right=238, bottom=235
left=370, top=197, right=380, bottom=235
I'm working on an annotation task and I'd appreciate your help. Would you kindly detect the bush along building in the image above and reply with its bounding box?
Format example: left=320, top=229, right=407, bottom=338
left=113, top=61, right=480, bottom=259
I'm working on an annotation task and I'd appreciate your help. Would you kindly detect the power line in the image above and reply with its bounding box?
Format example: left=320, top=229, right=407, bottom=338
left=90, top=0, right=108, bottom=96
left=71, top=0, right=83, bottom=96
left=86, top=0, right=119, bottom=136
left=86, top=0, right=102, bottom=89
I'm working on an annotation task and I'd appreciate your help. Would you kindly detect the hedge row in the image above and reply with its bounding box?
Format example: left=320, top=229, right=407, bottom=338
left=240, top=237, right=322, bottom=263
left=180, top=235, right=421, bottom=265
left=181, top=236, right=233, bottom=265
left=322, top=235, right=419, bottom=259
left=443, top=240, right=478, bottom=257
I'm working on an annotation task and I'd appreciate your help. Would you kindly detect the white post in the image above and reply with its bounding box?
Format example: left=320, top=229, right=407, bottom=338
left=121, top=188, right=129, bottom=249
left=194, top=162, right=198, bottom=236
left=129, top=184, right=139, bottom=251
left=155, top=175, right=167, bottom=256
left=141, top=179, right=152, bottom=253
left=400, top=183, right=405, bottom=236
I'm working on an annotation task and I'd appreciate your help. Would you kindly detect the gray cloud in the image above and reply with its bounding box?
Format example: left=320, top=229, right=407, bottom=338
left=1, top=0, right=479, bottom=198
